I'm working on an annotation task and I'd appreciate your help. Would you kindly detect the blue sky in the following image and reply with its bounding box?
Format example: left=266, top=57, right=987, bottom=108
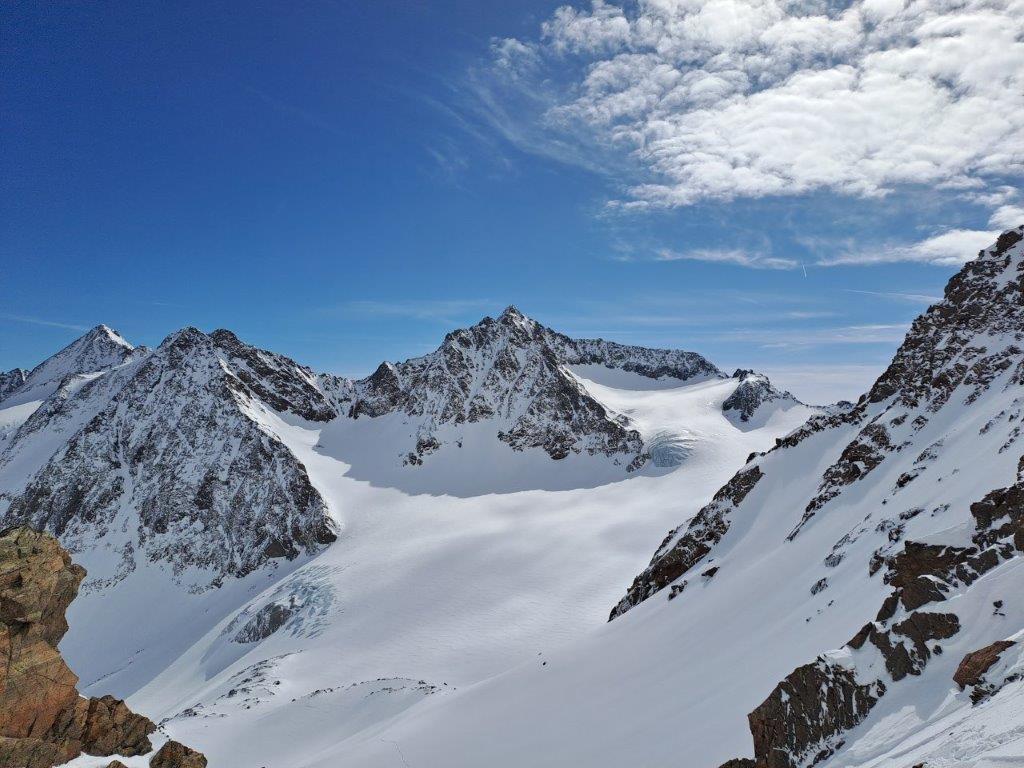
left=2, top=1, right=1021, bottom=402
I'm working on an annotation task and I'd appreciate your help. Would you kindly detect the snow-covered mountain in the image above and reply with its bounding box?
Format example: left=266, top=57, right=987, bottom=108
left=0, top=305, right=814, bottom=766
left=9, top=220, right=1023, bottom=768
left=312, top=226, right=1023, bottom=768
left=342, top=305, right=726, bottom=467
left=0, top=308, right=798, bottom=590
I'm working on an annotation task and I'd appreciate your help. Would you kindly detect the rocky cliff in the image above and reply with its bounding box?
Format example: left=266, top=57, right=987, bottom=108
left=0, top=526, right=206, bottom=767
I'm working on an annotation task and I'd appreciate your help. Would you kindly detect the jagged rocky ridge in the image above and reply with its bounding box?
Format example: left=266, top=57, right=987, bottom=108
left=723, top=370, right=796, bottom=423
left=0, top=308, right=790, bottom=588
left=0, top=526, right=206, bottom=768
left=1, top=326, right=338, bottom=585
left=612, top=226, right=1024, bottom=767
left=346, top=306, right=725, bottom=466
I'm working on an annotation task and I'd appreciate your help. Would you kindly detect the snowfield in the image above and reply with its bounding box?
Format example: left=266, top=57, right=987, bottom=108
left=87, top=367, right=813, bottom=767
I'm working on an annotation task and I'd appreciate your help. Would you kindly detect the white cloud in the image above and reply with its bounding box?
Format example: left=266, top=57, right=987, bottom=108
left=816, top=227, right=1001, bottom=266
left=656, top=247, right=799, bottom=269
left=490, top=0, right=1024, bottom=214
left=990, top=204, right=1024, bottom=229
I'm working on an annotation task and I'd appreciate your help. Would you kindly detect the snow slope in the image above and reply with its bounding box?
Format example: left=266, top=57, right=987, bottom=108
left=289, top=226, right=1024, bottom=768
left=116, top=365, right=811, bottom=767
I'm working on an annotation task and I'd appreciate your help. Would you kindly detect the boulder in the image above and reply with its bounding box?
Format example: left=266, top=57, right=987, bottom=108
left=150, top=739, right=209, bottom=768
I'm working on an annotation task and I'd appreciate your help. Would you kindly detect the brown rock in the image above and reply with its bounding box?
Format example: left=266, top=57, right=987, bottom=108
left=954, top=640, right=1016, bottom=689
left=0, top=527, right=86, bottom=754
left=0, top=527, right=166, bottom=763
left=747, top=658, right=884, bottom=768
left=107, top=761, right=130, bottom=768
left=80, top=694, right=157, bottom=756
left=150, top=739, right=209, bottom=768
left=718, top=759, right=756, bottom=768
left=0, top=735, right=65, bottom=768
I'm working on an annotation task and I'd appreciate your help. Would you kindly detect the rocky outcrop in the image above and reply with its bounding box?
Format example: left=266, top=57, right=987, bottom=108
left=0, top=527, right=209, bottom=766
left=610, top=466, right=762, bottom=618
left=954, top=640, right=1015, bottom=691
left=866, top=227, right=1024, bottom=411
left=747, top=658, right=885, bottom=768
left=723, top=370, right=797, bottom=423
left=883, top=540, right=1006, bottom=610
left=150, top=739, right=209, bottom=768
left=0, top=368, right=26, bottom=402
left=0, top=527, right=166, bottom=767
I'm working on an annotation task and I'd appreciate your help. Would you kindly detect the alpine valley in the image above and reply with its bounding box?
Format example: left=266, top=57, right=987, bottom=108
left=2, top=227, right=1023, bottom=767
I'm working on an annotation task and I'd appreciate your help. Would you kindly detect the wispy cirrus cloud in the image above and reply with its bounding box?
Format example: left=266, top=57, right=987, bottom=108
left=0, top=314, right=90, bottom=332
left=842, top=289, right=942, bottom=305
left=655, top=247, right=799, bottom=270
left=712, top=323, right=911, bottom=350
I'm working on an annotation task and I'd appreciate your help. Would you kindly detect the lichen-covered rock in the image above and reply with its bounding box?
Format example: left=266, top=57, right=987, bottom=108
left=150, top=739, right=208, bottom=768
left=0, top=526, right=86, bottom=749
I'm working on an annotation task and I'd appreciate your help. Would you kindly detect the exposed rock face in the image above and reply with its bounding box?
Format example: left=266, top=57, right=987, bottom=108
left=883, top=540, right=1006, bottom=611
left=233, top=601, right=295, bottom=643
left=209, top=328, right=337, bottom=422
left=954, top=640, right=1015, bottom=690
left=867, top=227, right=1024, bottom=410
left=150, top=739, right=209, bottom=768
left=747, top=658, right=885, bottom=768
left=610, top=465, right=762, bottom=618
left=723, top=370, right=797, bottom=423
left=0, top=527, right=159, bottom=767
left=0, top=368, right=26, bottom=401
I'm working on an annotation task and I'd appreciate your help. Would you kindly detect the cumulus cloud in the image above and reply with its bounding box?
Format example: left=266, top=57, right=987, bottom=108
left=488, top=0, right=1024, bottom=214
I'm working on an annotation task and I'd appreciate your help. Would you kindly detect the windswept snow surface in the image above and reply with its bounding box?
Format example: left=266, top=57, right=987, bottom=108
left=62, top=366, right=814, bottom=766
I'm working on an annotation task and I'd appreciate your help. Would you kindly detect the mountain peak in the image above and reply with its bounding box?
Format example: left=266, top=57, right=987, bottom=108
left=6, top=323, right=137, bottom=400
left=83, top=323, right=132, bottom=350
